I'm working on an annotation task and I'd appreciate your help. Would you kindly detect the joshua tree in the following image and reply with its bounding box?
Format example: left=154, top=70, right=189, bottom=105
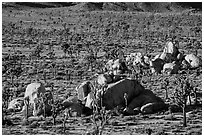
left=124, top=93, right=128, bottom=111
left=2, top=86, right=13, bottom=109
left=88, top=83, right=112, bottom=135
left=66, top=69, right=71, bottom=81
left=192, top=87, right=198, bottom=105
left=61, top=43, right=70, bottom=58
left=39, top=93, right=47, bottom=118
left=48, top=99, right=63, bottom=126
left=85, top=52, right=96, bottom=71
left=24, top=96, right=30, bottom=120
left=5, top=53, right=23, bottom=87
left=43, top=71, right=47, bottom=84
left=32, top=44, right=44, bottom=60
left=161, top=77, right=170, bottom=100
left=63, top=108, right=70, bottom=133
left=173, top=76, right=192, bottom=127
left=51, top=63, right=56, bottom=79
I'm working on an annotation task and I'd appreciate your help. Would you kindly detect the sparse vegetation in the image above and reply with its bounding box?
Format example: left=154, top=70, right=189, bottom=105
left=2, top=2, right=202, bottom=135
left=173, top=75, right=194, bottom=127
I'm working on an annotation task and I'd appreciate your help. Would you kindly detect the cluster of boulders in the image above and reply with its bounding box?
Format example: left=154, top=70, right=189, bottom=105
left=7, top=79, right=167, bottom=117
left=151, top=41, right=201, bottom=74
left=6, top=41, right=201, bottom=118
left=74, top=78, right=167, bottom=115
left=125, top=41, right=201, bottom=75
left=126, top=52, right=150, bottom=68
left=7, top=83, right=53, bottom=117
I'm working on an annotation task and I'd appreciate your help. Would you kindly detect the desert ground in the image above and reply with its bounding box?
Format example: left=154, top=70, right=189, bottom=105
left=2, top=2, right=202, bottom=135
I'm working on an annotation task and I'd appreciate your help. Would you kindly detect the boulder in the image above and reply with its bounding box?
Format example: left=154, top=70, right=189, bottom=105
left=126, top=89, right=166, bottom=114
left=21, top=83, right=53, bottom=117
left=153, top=41, right=179, bottom=63
left=105, top=59, right=128, bottom=75
left=113, top=69, right=123, bottom=75
left=76, top=81, right=93, bottom=101
left=101, top=78, right=144, bottom=110
left=62, top=96, right=79, bottom=108
left=97, top=73, right=113, bottom=86
left=143, top=56, right=150, bottom=65
left=176, top=52, right=184, bottom=62
left=112, top=59, right=128, bottom=74
left=164, top=41, right=179, bottom=58
left=152, top=54, right=160, bottom=61
left=113, top=59, right=121, bottom=68
left=164, top=53, right=176, bottom=63
left=162, top=62, right=179, bottom=75
left=159, top=52, right=166, bottom=60
left=85, top=92, right=95, bottom=109
left=62, top=95, right=93, bottom=116
left=149, top=58, right=165, bottom=73
left=181, top=60, right=191, bottom=70
left=133, top=56, right=142, bottom=66
left=105, top=59, right=114, bottom=71
left=185, top=54, right=201, bottom=68
left=24, top=83, right=46, bottom=104
left=7, top=97, right=24, bottom=112
left=66, top=103, right=83, bottom=117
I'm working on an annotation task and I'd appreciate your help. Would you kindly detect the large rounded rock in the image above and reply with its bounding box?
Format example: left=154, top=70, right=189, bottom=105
left=149, top=58, right=165, bottom=74
left=127, top=89, right=166, bottom=114
left=185, top=54, right=201, bottom=68
left=112, top=59, right=128, bottom=75
left=105, top=59, right=114, bottom=71
left=62, top=96, right=79, bottom=108
left=176, top=52, right=184, bottom=62
left=162, top=62, right=179, bottom=75
left=76, top=81, right=92, bottom=101
left=22, top=83, right=53, bottom=117
left=7, top=97, right=24, bottom=112
left=152, top=54, right=161, bottom=61
left=164, top=41, right=179, bottom=58
left=97, top=73, right=113, bottom=86
left=101, top=78, right=144, bottom=110
left=62, top=96, right=91, bottom=116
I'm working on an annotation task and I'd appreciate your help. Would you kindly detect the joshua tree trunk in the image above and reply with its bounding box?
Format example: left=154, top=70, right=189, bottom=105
left=66, top=69, right=70, bottom=81
left=11, top=75, right=14, bottom=87
left=53, top=114, right=56, bottom=125
left=165, top=87, right=168, bottom=99
left=63, top=111, right=68, bottom=133
left=43, top=101, right=46, bottom=118
left=188, top=95, right=191, bottom=105
left=195, top=48, right=198, bottom=56
left=26, top=105, right=28, bottom=119
left=194, top=90, right=198, bottom=105
left=25, top=97, right=29, bottom=120
left=90, top=62, right=93, bottom=71
left=52, top=67, right=56, bottom=79
left=43, top=71, right=47, bottom=84
left=183, top=104, right=187, bottom=127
